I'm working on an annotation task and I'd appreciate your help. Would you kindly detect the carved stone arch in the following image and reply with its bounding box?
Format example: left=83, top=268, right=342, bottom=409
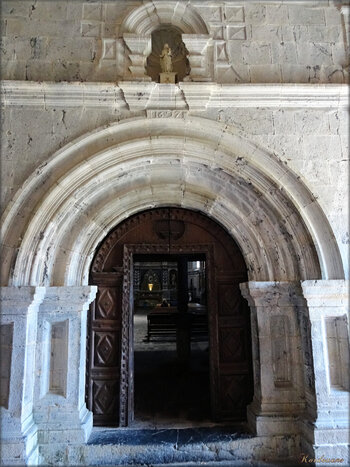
left=120, top=1, right=212, bottom=82
left=120, top=2, right=209, bottom=35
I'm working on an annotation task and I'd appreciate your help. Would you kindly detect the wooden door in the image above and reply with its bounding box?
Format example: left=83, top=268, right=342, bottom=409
left=86, top=273, right=122, bottom=426
left=213, top=280, right=252, bottom=420
left=87, top=208, right=253, bottom=426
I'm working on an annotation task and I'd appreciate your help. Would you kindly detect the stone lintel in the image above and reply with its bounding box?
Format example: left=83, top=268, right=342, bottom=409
left=1, top=81, right=348, bottom=111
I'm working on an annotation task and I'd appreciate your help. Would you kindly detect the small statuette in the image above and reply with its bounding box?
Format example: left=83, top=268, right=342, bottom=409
left=159, top=43, right=177, bottom=83
left=160, top=43, right=173, bottom=73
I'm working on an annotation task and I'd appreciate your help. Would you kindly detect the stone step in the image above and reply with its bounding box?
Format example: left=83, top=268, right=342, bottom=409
left=83, top=427, right=298, bottom=466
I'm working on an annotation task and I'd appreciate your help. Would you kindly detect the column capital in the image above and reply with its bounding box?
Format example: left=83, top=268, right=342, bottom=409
left=40, top=286, right=97, bottom=312
left=0, top=286, right=46, bottom=314
left=301, top=280, right=349, bottom=308
left=240, top=281, right=306, bottom=307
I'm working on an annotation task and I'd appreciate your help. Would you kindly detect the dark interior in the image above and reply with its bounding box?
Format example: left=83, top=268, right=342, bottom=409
left=133, top=254, right=210, bottom=425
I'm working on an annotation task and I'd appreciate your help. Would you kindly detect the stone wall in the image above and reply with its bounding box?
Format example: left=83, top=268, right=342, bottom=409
left=1, top=0, right=349, bottom=83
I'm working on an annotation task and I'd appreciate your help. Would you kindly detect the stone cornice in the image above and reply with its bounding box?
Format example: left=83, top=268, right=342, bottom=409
left=1, top=80, right=348, bottom=110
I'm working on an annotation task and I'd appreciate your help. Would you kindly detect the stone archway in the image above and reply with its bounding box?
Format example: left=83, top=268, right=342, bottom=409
left=0, top=115, right=347, bottom=464
left=1, top=115, right=343, bottom=288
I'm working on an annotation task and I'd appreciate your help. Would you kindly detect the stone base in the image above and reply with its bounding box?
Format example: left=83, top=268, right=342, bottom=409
left=300, top=418, right=350, bottom=466
left=160, top=72, right=177, bottom=83
left=0, top=432, right=38, bottom=466
left=247, top=405, right=300, bottom=436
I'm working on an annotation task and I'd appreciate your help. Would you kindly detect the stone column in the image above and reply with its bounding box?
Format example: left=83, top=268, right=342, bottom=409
left=0, top=286, right=46, bottom=466
left=32, top=286, right=97, bottom=465
left=301, top=280, right=349, bottom=464
left=240, top=281, right=307, bottom=436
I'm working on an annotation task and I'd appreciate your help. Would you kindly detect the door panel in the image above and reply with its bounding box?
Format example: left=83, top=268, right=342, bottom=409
left=215, top=280, right=252, bottom=420
left=86, top=279, right=122, bottom=426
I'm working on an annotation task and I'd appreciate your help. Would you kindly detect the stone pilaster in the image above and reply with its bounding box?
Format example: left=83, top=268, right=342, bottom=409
left=182, top=34, right=212, bottom=82
left=240, top=281, right=307, bottom=436
left=123, top=33, right=152, bottom=81
left=301, top=280, right=349, bottom=465
left=32, top=286, right=97, bottom=464
left=0, top=286, right=46, bottom=466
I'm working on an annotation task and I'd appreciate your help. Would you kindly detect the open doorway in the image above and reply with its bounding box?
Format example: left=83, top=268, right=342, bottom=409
left=87, top=208, right=253, bottom=427
left=132, top=254, right=210, bottom=427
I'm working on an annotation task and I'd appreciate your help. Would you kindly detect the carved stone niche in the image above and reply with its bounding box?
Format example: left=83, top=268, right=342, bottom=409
left=120, top=1, right=212, bottom=82
left=146, top=26, right=190, bottom=83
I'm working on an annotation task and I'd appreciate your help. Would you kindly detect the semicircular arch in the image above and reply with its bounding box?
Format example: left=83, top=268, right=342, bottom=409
left=120, top=1, right=209, bottom=35
left=0, top=116, right=344, bottom=287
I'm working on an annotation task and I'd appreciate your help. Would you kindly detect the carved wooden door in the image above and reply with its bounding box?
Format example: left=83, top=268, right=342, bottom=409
left=87, top=208, right=253, bottom=426
left=212, top=280, right=252, bottom=420
left=86, top=273, right=122, bottom=426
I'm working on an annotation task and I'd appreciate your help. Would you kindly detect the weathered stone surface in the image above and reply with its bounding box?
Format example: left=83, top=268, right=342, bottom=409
left=0, top=1, right=349, bottom=465
left=1, top=0, right=348, bottom=84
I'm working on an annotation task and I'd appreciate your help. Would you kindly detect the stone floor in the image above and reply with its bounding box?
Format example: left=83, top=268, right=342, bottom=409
left=85, top=426, right=298, bottom=466
left=84, top=312, right=300, bottom=466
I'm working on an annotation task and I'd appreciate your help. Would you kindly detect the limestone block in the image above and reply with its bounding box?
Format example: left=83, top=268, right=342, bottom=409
left=296, top=42, right=333, bottom=66
left=293, top=110, right=331, bottom=135
left=265, top=5, right=289, bottom=25
left=251, top=25, right=282, bottom=41
left=30, top=1, right=68, bottom=21
left=244, top=4, right=266, bottom=25
left=332, top=43, right=350, bottom=67
left=250, top=64, right=282, bottom=83
left=325, top=6, right=344, bottom=26
left=82, top=3, right=102, bottom=22
left=288, top=6, right=325, bottom=25
left=66, top=2, right=83, bottom=21
left=271, top=42, right=298, bottom=65
left=242, top=42, right=272, bottom=65
left=1, top=1, right=30, bottom=18
left=301, top=134, right=343, bottom=161
left=304, top=25, right=343, bottom=43
left=45, top=36, right=96, bottom=61
left=272, top=109, right=296, bottom=135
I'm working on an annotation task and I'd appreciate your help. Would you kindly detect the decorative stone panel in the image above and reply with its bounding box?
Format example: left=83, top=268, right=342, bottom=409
left=301, top=280, right=350, bottom=464
left=32, top=286, right=97, bottom=464
left=0, top=287, right=46, bottom=466
left=240, top=281, right=307, bottom=436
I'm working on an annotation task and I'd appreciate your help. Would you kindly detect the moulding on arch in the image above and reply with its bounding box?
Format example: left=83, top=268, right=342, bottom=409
left=120, top=1, right=209, bottom=35
left=1, top=81, right=349, bottom=111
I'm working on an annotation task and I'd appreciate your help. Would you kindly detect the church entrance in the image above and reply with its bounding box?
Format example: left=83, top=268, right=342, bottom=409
left=86, top=208, right=253, bottom=427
